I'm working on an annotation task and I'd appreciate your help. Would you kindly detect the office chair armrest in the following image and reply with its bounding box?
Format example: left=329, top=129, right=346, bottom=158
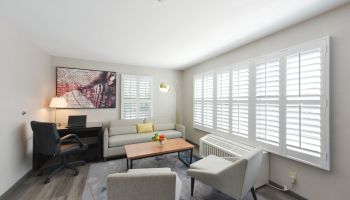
left=60, top=134, right=84, bottom=147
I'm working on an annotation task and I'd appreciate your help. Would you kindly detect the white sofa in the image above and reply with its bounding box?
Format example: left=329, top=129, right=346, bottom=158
left=103, top=118, right=186, bottom=159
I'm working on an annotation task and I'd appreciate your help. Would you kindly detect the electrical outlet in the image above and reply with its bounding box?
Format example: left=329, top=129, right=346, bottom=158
left=289, top=171, right=297, bottom=184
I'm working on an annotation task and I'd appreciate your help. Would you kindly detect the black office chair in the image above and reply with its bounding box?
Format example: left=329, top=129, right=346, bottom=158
left=31, top=121, right=87, bottom=184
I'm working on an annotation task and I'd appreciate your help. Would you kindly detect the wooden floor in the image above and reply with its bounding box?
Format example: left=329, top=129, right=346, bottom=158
left=3, top=164, right=89, bottom=200
left=2, top=162, right=301, bottom=200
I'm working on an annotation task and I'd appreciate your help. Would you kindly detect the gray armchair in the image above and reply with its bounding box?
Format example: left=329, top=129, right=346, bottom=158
left=107, top=168, right=182, bottom=200
left=187, top=147, right=263, bottom=200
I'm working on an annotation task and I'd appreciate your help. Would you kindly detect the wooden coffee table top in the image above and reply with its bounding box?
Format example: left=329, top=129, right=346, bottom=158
left=125, top=138, right=194, bottom=160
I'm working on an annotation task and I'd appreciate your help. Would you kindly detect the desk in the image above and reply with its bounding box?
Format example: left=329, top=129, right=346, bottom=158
left=33, top=122, right=103, bottom=170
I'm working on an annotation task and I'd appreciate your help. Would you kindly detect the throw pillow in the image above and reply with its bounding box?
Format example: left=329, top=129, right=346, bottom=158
left=137, top=123, right=154, bottom=133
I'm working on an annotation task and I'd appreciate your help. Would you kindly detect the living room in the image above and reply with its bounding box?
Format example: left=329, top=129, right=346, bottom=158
left=1, top=1, right=350, bottom=200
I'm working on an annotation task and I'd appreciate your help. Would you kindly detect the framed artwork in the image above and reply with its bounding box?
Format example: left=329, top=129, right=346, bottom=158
left=56, top=67, right=118, bottom=109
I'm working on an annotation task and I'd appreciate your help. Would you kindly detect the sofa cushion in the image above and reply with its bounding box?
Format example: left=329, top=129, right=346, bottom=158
left=158, top=130, right=182, bottom=139
left=108, top=130, right=183, bottom=148
left=154, top=123, right=175, bottom=131
left=137, top=123, right=154, bottom=133
left=109, top=132, right=154, bottom=147
left=110, top=119, right=144, bottom=128
left=109, top=126, right=137, bottom=136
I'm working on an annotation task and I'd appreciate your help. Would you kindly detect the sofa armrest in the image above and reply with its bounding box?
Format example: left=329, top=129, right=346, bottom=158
left=103, top=128, right=109, bottom=158
left=175, top=124, right=186, bottom=139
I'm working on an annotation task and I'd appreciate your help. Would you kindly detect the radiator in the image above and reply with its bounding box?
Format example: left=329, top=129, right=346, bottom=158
left=199, top=134, right=269, bottom=188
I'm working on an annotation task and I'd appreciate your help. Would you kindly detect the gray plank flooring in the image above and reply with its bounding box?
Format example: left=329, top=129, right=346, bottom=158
left=2, top=163, right=301, bottom=200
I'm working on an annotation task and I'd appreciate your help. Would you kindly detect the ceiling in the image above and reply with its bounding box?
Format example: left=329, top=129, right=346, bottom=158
left=0, top=0, right=348, bottom=69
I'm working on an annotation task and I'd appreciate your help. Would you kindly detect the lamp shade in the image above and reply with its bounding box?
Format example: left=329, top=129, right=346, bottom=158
left=159, top=82, right=170, bottom=93
left=49, top=97, right=67, bottom=108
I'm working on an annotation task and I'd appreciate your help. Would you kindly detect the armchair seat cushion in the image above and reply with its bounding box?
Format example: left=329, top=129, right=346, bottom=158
left=190, top=155, right=233, bottom=173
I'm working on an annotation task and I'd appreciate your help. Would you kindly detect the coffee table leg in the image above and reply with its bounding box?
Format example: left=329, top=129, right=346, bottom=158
left=127, top=159, right=129, bottom=169
left=178, top=149, right=193, bottom=167
left=130, top=160, right=133, bottom=169
left=189, top=149, right=193, bottom=164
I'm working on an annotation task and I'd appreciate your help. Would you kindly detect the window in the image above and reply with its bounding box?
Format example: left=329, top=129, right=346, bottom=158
left=121, top=74, right=152, bottom=119
left=193, top=37, right=330, bottom=170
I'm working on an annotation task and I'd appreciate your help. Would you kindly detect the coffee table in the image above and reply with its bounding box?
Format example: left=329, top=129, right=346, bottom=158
left=124, top=138, right=194, bottom=169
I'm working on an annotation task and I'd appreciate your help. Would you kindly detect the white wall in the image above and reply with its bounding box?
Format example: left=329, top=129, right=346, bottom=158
left=51, top=56, right=183, bottom=126
left=0, top=18, right=52, bottom=195
left=183, top=3, right=350, bottom=200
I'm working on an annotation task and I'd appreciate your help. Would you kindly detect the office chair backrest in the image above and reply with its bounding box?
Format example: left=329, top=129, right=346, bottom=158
left=31, top=121, right=60, bottom=156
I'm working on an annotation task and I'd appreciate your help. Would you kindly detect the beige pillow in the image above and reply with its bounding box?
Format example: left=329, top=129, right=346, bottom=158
left=137, top=123, right=154, bottom=133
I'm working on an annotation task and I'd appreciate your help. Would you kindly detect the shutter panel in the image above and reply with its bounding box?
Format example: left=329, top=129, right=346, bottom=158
left=194, top=77, right=203, bottom=126
left=255, top=58, right=280, bottom=146
left=232, top=67, right=249, bottom=138
left=286, top=48, right=323, bottom=157
left=121, top=75, right=152, bottom=119
left=203, top=74, right=214, bottom=129
left=123, top=75, right=137, bottom=99
left=139, top=77, right=152, bottom=100
left=216, top=71, right=230, bottom=133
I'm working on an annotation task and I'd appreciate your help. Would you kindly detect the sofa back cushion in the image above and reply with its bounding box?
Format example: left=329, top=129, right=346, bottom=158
left=110, top=119, right=144, bottom=128
left=154, top=123, right=175, bottom=131
left=144, top=118, right=172, bottom=124
left=109, top=126, right=137, bottom=136
left=137, top=123, right=154, bottom=133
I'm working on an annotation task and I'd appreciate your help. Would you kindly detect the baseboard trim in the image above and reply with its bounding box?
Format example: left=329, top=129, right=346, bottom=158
left=269, top=181, right=308, bottom=200
left=0, top=170, right=33, bottom=200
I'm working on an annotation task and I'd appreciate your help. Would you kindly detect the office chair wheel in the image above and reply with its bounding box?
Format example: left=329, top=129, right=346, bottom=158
left=44, top=178, right=51, bottom=184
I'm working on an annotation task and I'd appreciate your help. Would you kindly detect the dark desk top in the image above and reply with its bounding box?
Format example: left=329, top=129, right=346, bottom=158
left=57, top=122, right=103, bottom=130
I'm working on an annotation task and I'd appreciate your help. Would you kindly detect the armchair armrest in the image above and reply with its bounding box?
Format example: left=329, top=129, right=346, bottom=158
left=223, top=156, right=240, bottom=162
left=60, top=134, right=84, bottom=147
left=175, top=124, right=186, bottom=138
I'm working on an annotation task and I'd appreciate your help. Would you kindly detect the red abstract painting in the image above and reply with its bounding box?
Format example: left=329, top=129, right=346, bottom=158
left=56, top=67, right=118, bottom=108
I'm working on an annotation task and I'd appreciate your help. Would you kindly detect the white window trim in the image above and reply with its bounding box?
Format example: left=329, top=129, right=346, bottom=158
left=192, top=37, right=330, bottom=170
left=121, top=74, right=153, bottom=120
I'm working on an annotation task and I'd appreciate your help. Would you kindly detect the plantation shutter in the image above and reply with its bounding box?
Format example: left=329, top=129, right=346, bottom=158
left=203, top=73, right=214, bottom=129
left=232, top=66, right=249, bottom=138
left=286, top=47, right=324, bottom=158
left=193, top=76, right=203, bottom=127
left=216, top=71, right=230, bottom=133
left=138, top=77, right=152, bottom=119
left=121, top=74, right=152, bottom=119
left=255, top=58, right=280, bottom=146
